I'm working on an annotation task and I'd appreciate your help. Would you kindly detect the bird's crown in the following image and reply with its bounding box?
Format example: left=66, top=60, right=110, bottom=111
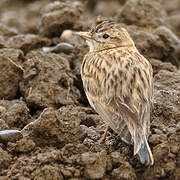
left=77, top=18, right=135, bottom=52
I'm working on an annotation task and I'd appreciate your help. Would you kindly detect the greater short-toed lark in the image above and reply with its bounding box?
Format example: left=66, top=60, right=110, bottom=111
left=77, top=20, right=154, bottom=165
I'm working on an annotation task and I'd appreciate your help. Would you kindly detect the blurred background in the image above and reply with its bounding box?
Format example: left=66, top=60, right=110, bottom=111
left=0, top=0, right=179, bottom=36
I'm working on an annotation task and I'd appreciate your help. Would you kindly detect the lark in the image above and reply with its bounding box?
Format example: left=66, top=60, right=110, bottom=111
left=77, top=20, right=154, bottom=165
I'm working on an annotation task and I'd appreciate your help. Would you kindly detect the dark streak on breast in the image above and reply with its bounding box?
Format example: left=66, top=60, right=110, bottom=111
left=107, top=83, right=110, bottom=94
left=130, top=78, right=134, bottom=86
left=81, top=60, right=85, bottom=74
left=133, top=73, right=136, bottom=80
left=102, top=67, right=107, bottom=75
left=118, top=69, right=123, bottom=77
left=107, top=72, right=111, bottom=79
left=134, top=52, right=141, bottom=62
left=137, top=68, right=146, bottom=89
left=93, top=59, right=101, bottom=72
left=129, top=88, right=133, bottom=95
left=124, top=72, right=127, bottom=81
left=125, top=62, right=130, bottom=70
left=120, top=52, right=127, bottom=58
left=143, top=69, right=148, bottom=80
left=129, top=57, right=134, bottom=63
left=137, top=86, right=142, bottom=95
left=110, top=79, right=114, bottom=87
left=114, top=74, right=118, bottom=82
left=105, top=60, right=111, bottom=68
left=120, top=80, right=123, bottom=86
left=141, top=76, right=146, bottom=89
left=114, top=83, right=118, bottom=95
left=111, top=54, right=117, bottom=61
left=134, top=66, right=138, bottom=72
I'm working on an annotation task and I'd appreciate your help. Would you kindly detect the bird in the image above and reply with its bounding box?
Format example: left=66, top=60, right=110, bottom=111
left=77, top=19, right=154, bottom=166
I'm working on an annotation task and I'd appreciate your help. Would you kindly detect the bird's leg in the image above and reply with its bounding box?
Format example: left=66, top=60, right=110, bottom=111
left=120, top=137, right=132, bottom=145
left=100, top=125, right=109, bottom=143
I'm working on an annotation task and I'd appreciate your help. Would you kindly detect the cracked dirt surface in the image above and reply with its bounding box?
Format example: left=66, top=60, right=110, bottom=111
left=0, top=0, right=180, bottom=179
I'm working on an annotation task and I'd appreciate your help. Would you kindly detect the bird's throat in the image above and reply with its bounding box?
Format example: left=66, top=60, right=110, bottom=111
left=86, top=40, right=94, bottom=52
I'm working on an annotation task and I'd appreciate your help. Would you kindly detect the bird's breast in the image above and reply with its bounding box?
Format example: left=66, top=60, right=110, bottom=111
left=81, top=49, right=153, bottom=106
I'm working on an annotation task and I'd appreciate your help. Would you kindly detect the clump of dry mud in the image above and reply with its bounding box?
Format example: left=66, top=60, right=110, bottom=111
left=0, top=0, right=180, bottom=179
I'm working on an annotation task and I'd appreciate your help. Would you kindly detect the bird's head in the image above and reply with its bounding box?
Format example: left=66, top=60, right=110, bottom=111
left=77, top=20, right=135, bottom=52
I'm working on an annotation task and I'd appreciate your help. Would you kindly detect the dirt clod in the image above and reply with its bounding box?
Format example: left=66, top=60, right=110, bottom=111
left=1, top=100, right=33, bottom=129
left=117, top=0, right=167, bottom=28
left=20, top=50, right=81, bottom=108
left=111, top=162, right=137, bottom=180
left=0, top=0, right=179, bottom=179
left=7, top=34, right=51, bottom=53
left=40, top=1, right=84, bottom=37
left=79, top=150, right=108, bottom=179
left=0, top=48, right=23, bottom=99
left=0, top=147, right=12, bottom=169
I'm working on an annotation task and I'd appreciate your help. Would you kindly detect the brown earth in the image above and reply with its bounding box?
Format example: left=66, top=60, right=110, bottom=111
left=0, top=0, right=180, bottom=179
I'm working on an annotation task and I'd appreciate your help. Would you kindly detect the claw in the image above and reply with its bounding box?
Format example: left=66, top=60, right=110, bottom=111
left=100, top=125, right=109, bottom=143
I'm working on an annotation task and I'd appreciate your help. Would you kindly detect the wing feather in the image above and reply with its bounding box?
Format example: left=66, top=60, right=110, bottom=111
left=81, top=49, right=153, bottom=139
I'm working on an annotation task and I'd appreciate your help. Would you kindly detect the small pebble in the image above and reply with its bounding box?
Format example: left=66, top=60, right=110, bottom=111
left=0, top=130, right=23, bottom=143
left=42, top=42, right=74, bottom=54
left=60, top=30, right=73, bottom=41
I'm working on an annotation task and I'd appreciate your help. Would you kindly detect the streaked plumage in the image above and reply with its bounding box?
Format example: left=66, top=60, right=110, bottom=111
left=77, top=20, right=154, bottom=165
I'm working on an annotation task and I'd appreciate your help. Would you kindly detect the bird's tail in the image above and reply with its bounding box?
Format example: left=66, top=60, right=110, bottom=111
left=133, top=131, right=154, bottom=166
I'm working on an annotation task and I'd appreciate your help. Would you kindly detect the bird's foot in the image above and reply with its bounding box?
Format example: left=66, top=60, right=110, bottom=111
left=99, top=125, right=109, bottom=143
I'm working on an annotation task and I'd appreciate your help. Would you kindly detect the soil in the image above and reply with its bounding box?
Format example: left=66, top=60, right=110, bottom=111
left=0, top=0, right=180, bottom=179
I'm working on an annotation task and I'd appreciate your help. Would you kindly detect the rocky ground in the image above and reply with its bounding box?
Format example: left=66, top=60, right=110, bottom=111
left=0, top=0, right=180, bottom=179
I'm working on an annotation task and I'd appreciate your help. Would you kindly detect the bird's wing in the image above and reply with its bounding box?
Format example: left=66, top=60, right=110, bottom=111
left=101, top=50, right=153, bottom=153
left=102, top=50, right=153, bottom=129
left=81, top=50, right=153, bottom=145
left=81, top=52, right=126, bottom=133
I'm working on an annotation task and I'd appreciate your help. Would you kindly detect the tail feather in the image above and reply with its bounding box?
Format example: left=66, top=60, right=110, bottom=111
left=126, top=112, right=154, bottom=166
left=136, top=136, right=154, bottom=166
left=133, top=130, right=142, bottom=155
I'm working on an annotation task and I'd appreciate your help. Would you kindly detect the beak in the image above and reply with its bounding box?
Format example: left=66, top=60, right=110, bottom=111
left=75, top=32, right=92, bottom=40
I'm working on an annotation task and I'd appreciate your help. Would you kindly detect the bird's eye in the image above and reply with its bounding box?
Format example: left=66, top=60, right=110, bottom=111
left=103, top=34, right=109, bottom=39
